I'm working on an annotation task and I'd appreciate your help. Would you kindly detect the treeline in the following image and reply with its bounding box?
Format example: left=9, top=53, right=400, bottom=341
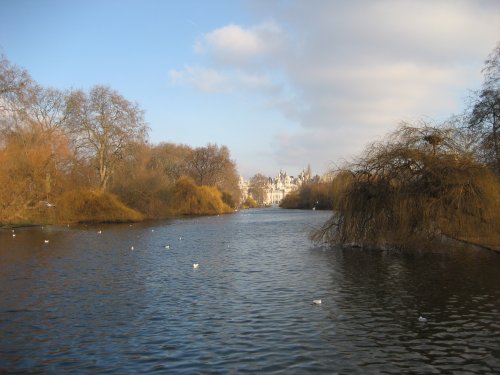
left=279, top=178, right=335, bottom=210
left=0, top=55, right=240, bottom=225
left=313, top=42, right=500, bottom=251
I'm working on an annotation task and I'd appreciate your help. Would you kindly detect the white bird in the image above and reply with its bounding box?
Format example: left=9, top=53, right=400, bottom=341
left=179, top=236, right=182, bottom=241
left=44, top=240, right=49, bottom=244
left=151, top=229, right=154, bottom=232
left=165, top=245, right=170, bottom=249
left=130, top=246, right=134, bottom=251
left=12, top=233, right=16, bottom=238
left=97, top=230, right=102, bottom=234
left=313, top=299, right=322, bottom=305
left=418, top=316, right=427, bottom=323
left=193, top=263, right=199, bottom=269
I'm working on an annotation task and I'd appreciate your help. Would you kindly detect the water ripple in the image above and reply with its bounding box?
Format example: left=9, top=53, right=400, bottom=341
left=1, top=209, right=499, bottom=373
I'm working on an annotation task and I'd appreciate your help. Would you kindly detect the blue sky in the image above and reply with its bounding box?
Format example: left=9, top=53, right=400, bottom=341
left=1, top=0, right=499, bottom=178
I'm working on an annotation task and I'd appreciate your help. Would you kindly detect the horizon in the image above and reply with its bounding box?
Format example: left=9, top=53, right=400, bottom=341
left=1, top=0, right=499, bottom=178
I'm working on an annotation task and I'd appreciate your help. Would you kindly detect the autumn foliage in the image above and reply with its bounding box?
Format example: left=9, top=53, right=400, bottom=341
left=56, top=189, right=143, bottom=223
left=0, top=55, right=240, bottom=225
left=313, top=124, right=500, bottom=250
left=167, top=177, right=233, bottom=216
left=280, top=181, right=335, bottom=210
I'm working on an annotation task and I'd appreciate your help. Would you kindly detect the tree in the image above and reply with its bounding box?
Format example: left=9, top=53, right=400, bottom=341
left=149, top=142, right=192, bottom=181
left=186, top=144, right=231, bottom=185
left=313, top=123, right=499, bottom=250
left=0, top=55, right=35, bottom=136
left=24, top=85, right=70, bottom=134
left=0, top=56, right=76, bottom=223
left=186, top=143, right=241, bottom=204
left=67, top=85, right=148, bottom=191
left=469, top=42, right=500, bottom=174
left=0, top=126, right=73, bottom=223
left=248, top=173, right=269, bottom=205
left=0, top=55, right=32, bottom=110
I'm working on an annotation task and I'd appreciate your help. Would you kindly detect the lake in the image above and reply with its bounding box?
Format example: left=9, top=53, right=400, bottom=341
left=1, top=208, right=499, bottom=373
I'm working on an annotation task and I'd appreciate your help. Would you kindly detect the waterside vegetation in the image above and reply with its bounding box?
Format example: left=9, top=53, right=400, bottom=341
left=0, top=55, right=240, bottom=226
left=312, top=43, right=500, bottom=251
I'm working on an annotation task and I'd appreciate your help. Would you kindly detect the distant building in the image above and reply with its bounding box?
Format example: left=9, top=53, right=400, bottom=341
left=240, top=168, right=312, bottom=206
left=238, top=176, right=249, bottom=202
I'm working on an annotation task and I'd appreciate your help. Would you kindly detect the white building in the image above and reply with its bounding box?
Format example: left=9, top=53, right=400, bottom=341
left=240, top=168, right=312, bottom=206
left=238, top=176, right=249, bottom=202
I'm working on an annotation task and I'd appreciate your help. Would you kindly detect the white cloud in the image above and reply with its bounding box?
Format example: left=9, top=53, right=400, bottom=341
left=194, top=22, right=286, bottom=66
left=169, top=66, right=281, bottom=94
left=171, top=0, right=500, bottom=174
left=169, top=66, right=229, bottom=93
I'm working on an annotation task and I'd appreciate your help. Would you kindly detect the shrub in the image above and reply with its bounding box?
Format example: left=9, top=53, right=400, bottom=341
left=168, top=176, right=233, bottom=215
left=56, top=189, right=143, bottom=223
left=280, top=182, right=335, bottom=209
left=280, top=190, right=300, bottom=208
left=313, top=124, right=500, bottom=250
left=241, top=196, right=258, bottom=209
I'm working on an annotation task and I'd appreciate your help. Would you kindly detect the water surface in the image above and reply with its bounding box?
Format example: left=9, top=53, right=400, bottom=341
left=1, top=209, right=499, bottom=373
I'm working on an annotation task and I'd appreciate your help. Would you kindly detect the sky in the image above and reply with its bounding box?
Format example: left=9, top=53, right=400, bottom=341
left=1, top=0, right=499, bottom=178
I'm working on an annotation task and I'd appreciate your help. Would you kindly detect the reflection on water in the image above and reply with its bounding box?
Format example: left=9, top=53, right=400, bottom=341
left=1, top=209, right=499, bottom=373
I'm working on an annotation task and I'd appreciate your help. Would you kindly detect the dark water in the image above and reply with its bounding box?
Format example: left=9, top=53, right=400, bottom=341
left=0, top=209, right=499, bottom=374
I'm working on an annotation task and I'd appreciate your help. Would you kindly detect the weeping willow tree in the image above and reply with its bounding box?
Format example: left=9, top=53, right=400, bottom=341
left=313, top=123, right=500, bottom=250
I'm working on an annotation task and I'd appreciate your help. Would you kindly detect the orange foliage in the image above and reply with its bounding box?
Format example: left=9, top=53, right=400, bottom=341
left=168, top=176, right=233, bottom=216
left=0, top=128, right=73, bottom=223
left=56, top=189, right=143, bottom=223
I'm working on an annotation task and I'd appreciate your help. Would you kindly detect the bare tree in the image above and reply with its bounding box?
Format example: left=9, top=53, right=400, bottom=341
left=469, top=42, right=500, bottom=174
left=0, top=55, right=35, bottom=135
left=67, top=85, right=148, bottom=191
left=248, top=173, right=269, bottom=205
left=148, top=142, right=192, bottom=181
left=313, top=123, right=498, bottom=250
left=24, top=85, right=70, bottom=134
left=186, top=143, right=233, bottom=186
left=0, top=55, right=32, bottom=107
